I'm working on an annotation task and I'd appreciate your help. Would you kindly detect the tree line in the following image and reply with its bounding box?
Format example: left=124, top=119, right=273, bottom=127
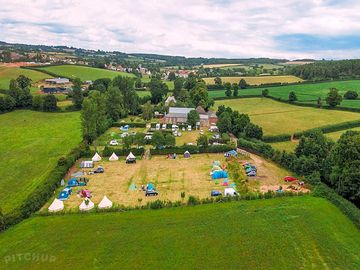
left=288, top=60, right=360, bottom=80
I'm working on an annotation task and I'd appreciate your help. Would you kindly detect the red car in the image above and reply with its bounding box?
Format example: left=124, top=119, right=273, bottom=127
left=284, top=176, right=298, bottom=182
left=81, top=189, right=92, bottom=198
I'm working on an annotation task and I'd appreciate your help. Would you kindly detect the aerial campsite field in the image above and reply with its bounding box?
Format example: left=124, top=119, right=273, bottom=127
left=0, top=110, right=81, bottom=213
left=1, top=196, right=360, bottom=269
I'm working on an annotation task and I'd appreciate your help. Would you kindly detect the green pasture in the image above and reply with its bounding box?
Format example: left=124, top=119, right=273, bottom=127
left=0, top=66, right=50, bottom=91
left=216, top=98, right=360, bottom=136
left=35, top=65, right=136, bottom=81
left=0, top=197, right=359, bottom=269
left=210, top=80, right=360, bottom=108
left=0, top=110, right=81, bottom=213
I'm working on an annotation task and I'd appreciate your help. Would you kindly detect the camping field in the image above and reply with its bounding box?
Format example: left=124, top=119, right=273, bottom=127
left=215, top=98, right=360, bottom=136
left=45, top=152, right=292, bottom=210
left=0, top=110, right=81, bottom=213
left=0, top=65, right=51, bottom=91
left=203, top=75, right=303, bottom=86
left=34, top=65, right=136, bottom=81
left=209, top=80, right=360, bottom=108
left=1, top=196, right=359, bottom=269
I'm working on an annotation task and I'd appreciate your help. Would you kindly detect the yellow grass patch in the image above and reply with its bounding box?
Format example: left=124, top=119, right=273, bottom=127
left=203, top=75, right=303, bottom=85
left=202, top=63, right=243, bottom=68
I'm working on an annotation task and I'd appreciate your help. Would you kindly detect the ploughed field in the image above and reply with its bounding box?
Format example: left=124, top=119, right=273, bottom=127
left=216, top=98, right=360, bottom=136
left=0, top=110, right=81, bottom=213
left=1, top=197, right=359, bottom=269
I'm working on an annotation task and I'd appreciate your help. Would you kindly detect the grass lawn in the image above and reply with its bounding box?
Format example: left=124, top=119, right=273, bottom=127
left=270, top=141, right=298, bottom=152
left=325, top=127, right=360, bottom=141
left=209, top=80, right=360, bottom=108
left=216, top=98, right=360, bottom=136
left=35, top=65, right=136, bottom=81
left=136, top=90, right=151, bottom=98
left=1, top=196, right=360, bottom=269
left=0, top=110, right=81, bottom=213
left=204, top=75, right=303, bottom=86
left=0, top=66, right=51, bottom=91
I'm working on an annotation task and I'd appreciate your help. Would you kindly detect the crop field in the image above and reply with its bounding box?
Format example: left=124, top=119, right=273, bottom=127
left=35, top=65, right=136, bottom=81
left=204, top=75, right=303, bottom=86
left=209, top=80, right=360, bottom=108
left=1, top=196, right=359, bottom=269
left=0, top=110, right=81, bottom=213
left=0, top=65, right=51, bottom=91
left=202, top=63, right=244, bottom=68
left=216, top=98, right=360, bottom=136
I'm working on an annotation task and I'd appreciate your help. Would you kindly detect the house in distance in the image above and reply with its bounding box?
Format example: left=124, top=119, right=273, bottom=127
left=161, top=106, right=218, bottom=127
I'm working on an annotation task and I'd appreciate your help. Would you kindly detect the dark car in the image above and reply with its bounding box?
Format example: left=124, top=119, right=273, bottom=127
left=211, top=190, right=222, bottom=197
left=145, top=190, right=159, bottom=196
left=94, top=166, right=104, bottom=173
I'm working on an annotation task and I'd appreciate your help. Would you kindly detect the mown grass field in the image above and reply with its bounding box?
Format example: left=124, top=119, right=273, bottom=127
left=0, top=110, right=81, bottom=213
left=204, top=75, right=303, bottom=86
left=0, top=66, right=50, bottom=91
left=209, top=80, right=360, bottom=108
left=216, top=98, right=360, bottom=136
left=1, top=197, right=359, bottom=269
left=270, top=141, right=298, bottom=152
left=36, top=65, right=136, bottom=81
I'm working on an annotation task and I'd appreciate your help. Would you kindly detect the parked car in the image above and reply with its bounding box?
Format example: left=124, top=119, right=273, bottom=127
left=211, top=190, right=222, bottom=197
left=247, top=171, right=257, bottom=177
left=155, top=123, right=161, bottom=130
left=284, top=176, right=298, bottom=182
left=212, top=134, right=221, bottom=139
left=94, top=166, right=104, bottom=173
left=187, top=125, right=192, bottom=131
left=162, top=124, right=167, bottom=130
left=200, top=129, right=204, bottom=135
left=109, top=139, right=118, bottom=146
left=145, top=190, right=159, bottom=196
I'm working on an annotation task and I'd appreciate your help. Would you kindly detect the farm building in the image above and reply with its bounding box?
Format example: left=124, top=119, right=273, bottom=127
left=161, top=106, right=217, bottom=126
left=45, top=78, right=70, bottom=84
left=42, top=87, right=70, bottom=94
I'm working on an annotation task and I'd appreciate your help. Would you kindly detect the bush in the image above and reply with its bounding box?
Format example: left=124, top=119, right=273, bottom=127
left=187, top=196, right=200, bottom=205
left=262, top=134, right=292, bottom=143
left=344, top=90, right=358, bottom=100
left=237, top=138, right=275, bottom=159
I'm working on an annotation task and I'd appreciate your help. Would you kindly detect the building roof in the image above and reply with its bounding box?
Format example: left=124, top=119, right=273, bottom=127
left=45, top=78, right=70, bottom=84
left=168, top=107, right=194, bottom=115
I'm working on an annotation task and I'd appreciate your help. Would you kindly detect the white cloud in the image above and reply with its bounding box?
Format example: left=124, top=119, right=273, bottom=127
left=0, top=0, right=359, bottom=59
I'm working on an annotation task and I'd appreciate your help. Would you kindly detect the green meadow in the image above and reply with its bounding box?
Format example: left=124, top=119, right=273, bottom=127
left=210, top=80, right=360, bottom=108
left=0, top=197, right=359, bottom=269
left=0, top=66, right=50, bottom=91
left=0, top=110, right=81, bottom=213
left=35, top=65, right=136, bottom=81
left=216, top=98, right=360, bottom=136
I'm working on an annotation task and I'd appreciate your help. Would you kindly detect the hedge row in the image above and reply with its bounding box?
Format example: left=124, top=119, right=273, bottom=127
left=294, top=120, right=360, bottom=139
left=1, top=143, right=89, bottom=231
left=262, top=134, right=292, bottom=143
left=150, top=145, right=234, bottom=155
left=213, top=95, right=262, bottom=101
left=113, top=122, right=147, bottom=128
left=237, top=137, right=360, bottom=228
left=102, top=146, right=145, bottom=157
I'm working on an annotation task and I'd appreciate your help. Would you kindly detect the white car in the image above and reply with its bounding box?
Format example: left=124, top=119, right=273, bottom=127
left=155, top=124, right=160, bottom=130
left=187, top=142, right=194, bottom=146
left=177, top=132, right=182, bottom=137
left=200, top=129, right=204, bottom=135
left=182, top=127, right=186, bottom=131
left=109, top=140, right=118, bottom=146
left=187, top=125, right=192, bottom=131
left=162, top=124, right=167, bottom=130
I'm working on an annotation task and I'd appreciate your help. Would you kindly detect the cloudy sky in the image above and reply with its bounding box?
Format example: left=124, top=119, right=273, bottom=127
left=0, top=0, right=359, bottom=59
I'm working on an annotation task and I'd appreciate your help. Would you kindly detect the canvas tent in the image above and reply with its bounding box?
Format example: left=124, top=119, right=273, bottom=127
left=80, top=161, right=93, bottom=168
left=79, top=199, right=95, bottom=211
left=126, top=152, right=136, bottom=163
left=109, top=152, right=119, bottom=161
left=212, top=170, right=228, bottom=179
left=98, top=196, right=113, bottom=209
left=184, top=151, right=191, bottom=158
left=92, top=152, right=102, bottom=162
left=48, top=198, right=64, bottom=212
